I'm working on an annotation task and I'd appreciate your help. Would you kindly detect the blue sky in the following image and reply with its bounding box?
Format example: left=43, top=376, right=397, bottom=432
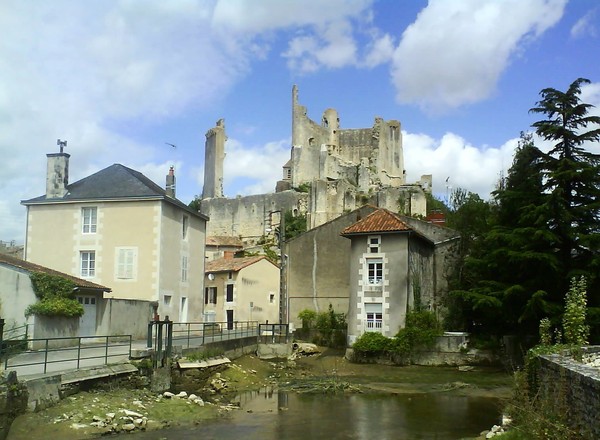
left=1, top=0, right=599, bottom=243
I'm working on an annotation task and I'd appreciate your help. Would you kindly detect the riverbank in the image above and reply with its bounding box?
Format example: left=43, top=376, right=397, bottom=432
left=6, top=348, right=513, bottom=439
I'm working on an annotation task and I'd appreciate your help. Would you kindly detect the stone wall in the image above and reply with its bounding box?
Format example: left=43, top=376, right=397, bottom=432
left=538, top=348, right=600, bottom=439
left=200, top=191, right=307, bottom=243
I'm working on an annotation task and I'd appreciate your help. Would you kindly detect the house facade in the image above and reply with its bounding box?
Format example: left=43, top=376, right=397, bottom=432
left=283, top=205, right=378, bottom=329
left=204, top=254, right=279, bottom=327
left=21, top=150, right=208, bottom=323
left=341, top=208, right=460, bottom=344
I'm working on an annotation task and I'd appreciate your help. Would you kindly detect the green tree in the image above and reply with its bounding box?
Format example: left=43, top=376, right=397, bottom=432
left=530, top=78, right=600, bottom=291
left=455, top=135, right=560, bottom=335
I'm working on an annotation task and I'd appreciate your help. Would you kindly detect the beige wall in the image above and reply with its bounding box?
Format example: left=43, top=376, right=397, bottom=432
left=25, top=199, right=206, bottom=322
left=203, top=259, right=279, bottom=324
left=0, top=265, right=35, bottom=329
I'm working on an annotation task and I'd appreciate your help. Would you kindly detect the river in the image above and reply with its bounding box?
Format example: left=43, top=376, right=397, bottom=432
left=115, top=387, right=502, bottom=439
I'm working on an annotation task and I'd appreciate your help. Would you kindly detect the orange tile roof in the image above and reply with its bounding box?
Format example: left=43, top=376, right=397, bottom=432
left=205, top=255, right=277, bottom=273
left=0, top=253, right=111, bottom=291
left=340, top=208, right=412, bottom=235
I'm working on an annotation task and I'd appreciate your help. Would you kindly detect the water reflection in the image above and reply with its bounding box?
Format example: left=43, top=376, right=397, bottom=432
left=119, top=389, right=501, bottom=440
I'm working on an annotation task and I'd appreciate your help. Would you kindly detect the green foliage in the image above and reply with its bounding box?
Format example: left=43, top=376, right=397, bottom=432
left=539, top=318, right=552, bottom=346
left=562, top=277, right=589, bottom=346
left=262, top=245, right=279, bottom=264
left=284, top=210, right=307, bottom=240
left=315, top=304, right=347, bottom=348
left=298, top=309, right=317, bottom=329
left=448, top=79, right=600, bottom=340
left=188, top=196, right=201, bottom=212
left=186, top=347, right=225, bottom=361
left=351, top=309, right=443, bottom=362
left=26, top=272, right=83, bottom=318
left=352, top=331, right=392, bottom=355
left=392, top=310, right=443, bottom=358
left=294, top=182, right=311, bottom=193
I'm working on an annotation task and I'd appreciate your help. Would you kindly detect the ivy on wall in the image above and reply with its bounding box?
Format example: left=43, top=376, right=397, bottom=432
left=25, top=272, right=84, bottom=318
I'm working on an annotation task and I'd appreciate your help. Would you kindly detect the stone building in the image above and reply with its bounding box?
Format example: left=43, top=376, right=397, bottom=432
left=200, top=86, right=432, bottom=244
left=21, top=148, right=208, bottom=323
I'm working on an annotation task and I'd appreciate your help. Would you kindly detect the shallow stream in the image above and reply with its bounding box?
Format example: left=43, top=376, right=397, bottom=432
left=117, top=387, right=502, bottom=439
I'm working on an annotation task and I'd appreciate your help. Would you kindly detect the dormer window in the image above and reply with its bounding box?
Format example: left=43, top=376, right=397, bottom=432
left=368, top=235, right=380, bottom=253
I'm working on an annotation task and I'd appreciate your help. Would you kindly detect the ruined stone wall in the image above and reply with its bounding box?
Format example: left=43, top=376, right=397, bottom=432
left=538, top=349, right=600, bottom=439
left=200, top=191, right=308, bottom=243
left=202, top=119, right=226, bottom=199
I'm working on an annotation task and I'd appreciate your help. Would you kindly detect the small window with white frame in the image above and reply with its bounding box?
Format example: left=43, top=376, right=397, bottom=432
left=365, top=303, right=383, bottom=331
left=80, top=251, right=96, bottom=277
left=82, top=207, right=97, bottom=234
left=366, top=258, right=383, bottom=284
left=368, top=235, right=380, bottom=253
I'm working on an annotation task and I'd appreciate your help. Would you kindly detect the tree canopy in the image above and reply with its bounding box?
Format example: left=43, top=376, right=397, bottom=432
left=447, top=78, right=600, bottom=341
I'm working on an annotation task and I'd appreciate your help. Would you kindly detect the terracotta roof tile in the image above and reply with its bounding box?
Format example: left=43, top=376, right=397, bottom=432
left=0, top=253, right=111, bottom=291
left=341, top=208, right=412, bottom=235
left=205, top=255, right=277, bottom=273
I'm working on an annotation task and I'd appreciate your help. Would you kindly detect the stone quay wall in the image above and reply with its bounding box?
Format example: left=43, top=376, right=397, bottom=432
left=538, top=346, right=600, bottom=440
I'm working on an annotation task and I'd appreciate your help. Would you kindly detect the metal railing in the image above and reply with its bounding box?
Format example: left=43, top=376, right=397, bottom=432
left=0, top=323, right=29, bottom=360
left=168, top=321, right=259, bottom=349
left=3, top=335, right=132, bottom=375
left=259, top=323, right=289, bottom=344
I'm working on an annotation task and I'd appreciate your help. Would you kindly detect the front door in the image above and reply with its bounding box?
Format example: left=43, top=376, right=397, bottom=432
left=226, top=309, right=234, bottom=330
left=77, top=295, right=97, bottom=336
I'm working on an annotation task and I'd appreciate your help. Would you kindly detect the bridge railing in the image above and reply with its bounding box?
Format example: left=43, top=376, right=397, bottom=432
left=258, top=323, right=289, bottom=344
left=3, top=334, right=132, bottom=375
left=168, top=321, right=259, bottom=348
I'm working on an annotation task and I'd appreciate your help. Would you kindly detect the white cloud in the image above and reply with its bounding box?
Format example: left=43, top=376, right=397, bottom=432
left=223, top=138, right=291, bottom=196
left=362, top=34, right=396, bottom=68
left=391, top=0, right=567, bottom=112
left=404, top=131, right=518, bottom=200
left=571, top=8, right=598, bottom=39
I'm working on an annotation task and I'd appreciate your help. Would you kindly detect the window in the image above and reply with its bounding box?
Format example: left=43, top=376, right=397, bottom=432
left=182, top=215, right=189, bottom=239
left=367, top=258, right=383, bottom=284
left=205, top=287, right=217, bottom=304
left=163, top=294, right=172, bottom=306
left=181, top=256, right=188, bottom=282
left=226, top=284, right=234, bottom=302
left=228, top=271, right=233, bottom=280
left=82, top=207, right=97, bottom=234
left=368, top=235, right=380, bottom=253
left=80, top=251, right=95, bottom=277
left=365, top=303, right=383, bottom=331
left=116, top=248, right=136, bottom=279
left=269, top=293, right=275, bottom=304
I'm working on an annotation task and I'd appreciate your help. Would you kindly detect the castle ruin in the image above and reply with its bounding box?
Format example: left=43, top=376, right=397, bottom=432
left=200, top=86, right=432, bottom=243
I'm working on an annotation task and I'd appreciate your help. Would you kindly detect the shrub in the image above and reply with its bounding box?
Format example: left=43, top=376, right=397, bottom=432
left=25, top=272, right=84, bottom=318
left=298, top=309, right=317, bottom=329
left=352, top=332, right=392, bottom=356
left=392, top=310, right=442, bottom=358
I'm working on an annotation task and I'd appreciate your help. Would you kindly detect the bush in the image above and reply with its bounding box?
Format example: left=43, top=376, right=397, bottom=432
left=26, top=272, right=84, bottom=318
left=352, top=332, right=392, bottom=356
left=298, top=309, right=317, bottom=329
left=392, top=310, right=442, bottom=358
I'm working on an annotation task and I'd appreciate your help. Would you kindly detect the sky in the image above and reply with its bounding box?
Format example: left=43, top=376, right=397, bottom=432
left=1, top=0, right=599, bottom=244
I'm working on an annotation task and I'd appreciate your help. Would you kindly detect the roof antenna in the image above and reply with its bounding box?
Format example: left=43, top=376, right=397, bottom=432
left=57, top=139, right=67, bottom=153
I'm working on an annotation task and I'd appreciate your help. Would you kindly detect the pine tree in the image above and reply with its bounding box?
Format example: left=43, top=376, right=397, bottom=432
left=530, top=78, right=600, bottom=288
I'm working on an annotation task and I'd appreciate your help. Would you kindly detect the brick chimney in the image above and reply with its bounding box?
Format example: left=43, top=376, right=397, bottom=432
left=224, top=250, right=235, bottom=260
left=46, top=139, right=70, bottom=199
left=166, top=166, right=176, bottom=198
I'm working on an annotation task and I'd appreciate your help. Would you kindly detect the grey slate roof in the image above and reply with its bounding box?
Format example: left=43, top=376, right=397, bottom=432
left=21, top=164, right=208, bottom=219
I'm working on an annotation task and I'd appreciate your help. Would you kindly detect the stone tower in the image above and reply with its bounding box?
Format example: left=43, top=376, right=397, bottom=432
left=202, top=118, right=226, bottom=199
